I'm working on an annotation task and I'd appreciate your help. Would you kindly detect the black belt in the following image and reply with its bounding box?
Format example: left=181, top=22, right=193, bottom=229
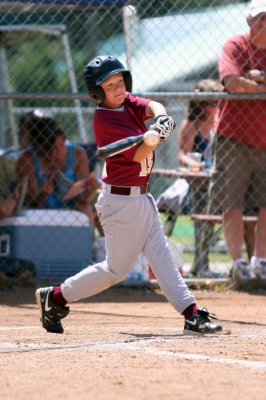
left=110, top=184, right=150, bottom=195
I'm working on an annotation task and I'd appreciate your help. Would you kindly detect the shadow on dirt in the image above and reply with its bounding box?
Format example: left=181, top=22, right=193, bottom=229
left=0, top=285, right=168, bottom=307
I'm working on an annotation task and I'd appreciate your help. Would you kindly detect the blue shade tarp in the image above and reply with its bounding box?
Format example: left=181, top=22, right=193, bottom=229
left=0, top=0, right=128, bottom=8
left=0, top=0, right=128, bottom=26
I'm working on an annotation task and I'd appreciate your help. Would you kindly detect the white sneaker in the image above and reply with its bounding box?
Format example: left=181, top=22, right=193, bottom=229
left=253, top=260, right=266, bottom=281
left=232, top=260, right=255, bottom=281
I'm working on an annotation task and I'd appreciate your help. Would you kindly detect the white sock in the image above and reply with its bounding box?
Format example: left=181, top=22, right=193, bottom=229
left=250, top=256, right=257, bottom=268
left=233, top=258, right=246, bottom=265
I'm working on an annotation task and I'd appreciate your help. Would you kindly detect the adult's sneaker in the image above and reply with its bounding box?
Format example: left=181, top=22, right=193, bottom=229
left=253, top=260, right=266, bottom=281
left=232, top=260, right=255, bottom=281
left=184, top=307, right=222, bottom=335
left=35, top=287, right=70, bottom=334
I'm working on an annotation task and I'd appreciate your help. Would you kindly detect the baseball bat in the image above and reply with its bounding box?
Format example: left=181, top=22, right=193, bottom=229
left=96, top=134, right=144, bottom=159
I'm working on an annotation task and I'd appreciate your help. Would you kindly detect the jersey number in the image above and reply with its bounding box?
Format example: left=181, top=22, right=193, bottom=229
left=139, top=154, right=153, bottom=177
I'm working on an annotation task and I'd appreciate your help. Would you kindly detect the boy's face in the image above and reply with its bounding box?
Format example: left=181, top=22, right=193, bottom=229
left=100, top=73, right=126, bottom=108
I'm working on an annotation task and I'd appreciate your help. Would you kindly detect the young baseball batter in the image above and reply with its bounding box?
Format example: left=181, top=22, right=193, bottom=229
left=36, top=55, right=222, bottom=336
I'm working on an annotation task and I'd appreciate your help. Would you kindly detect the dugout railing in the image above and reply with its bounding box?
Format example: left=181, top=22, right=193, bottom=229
left=1, top=92, right=266, bottom=283
left=0, top=0, right=265, bottom=283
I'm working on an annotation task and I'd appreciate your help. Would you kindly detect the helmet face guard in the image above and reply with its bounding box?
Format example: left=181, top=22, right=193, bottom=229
left=83, top=55, right=132, bottom=104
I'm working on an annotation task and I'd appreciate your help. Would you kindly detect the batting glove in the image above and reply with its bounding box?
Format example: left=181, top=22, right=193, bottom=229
left=150, top=114, right=176, bottom=143
left=154, top=114, right=176, bottom=133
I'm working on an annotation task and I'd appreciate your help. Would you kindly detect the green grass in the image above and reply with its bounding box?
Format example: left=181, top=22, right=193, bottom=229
left=162, top=214, right=252, bottom=264
left=161, top=214, right=232, bottom=264
left=171, top=215, right=195, bottom=246
left=182, top=251, right=231, bottom=264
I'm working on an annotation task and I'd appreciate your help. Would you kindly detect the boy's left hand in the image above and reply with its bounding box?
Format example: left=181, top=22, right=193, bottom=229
left=153, top=114, right=176, bottom=133
left=150, top=114, right=176, bottom=142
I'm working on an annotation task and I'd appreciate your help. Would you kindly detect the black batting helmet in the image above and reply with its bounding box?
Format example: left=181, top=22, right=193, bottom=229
left=83, top=55, right=132, bottom=105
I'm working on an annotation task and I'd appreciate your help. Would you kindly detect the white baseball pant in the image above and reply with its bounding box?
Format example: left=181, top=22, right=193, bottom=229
left=61, top=184, right=195, bottom=314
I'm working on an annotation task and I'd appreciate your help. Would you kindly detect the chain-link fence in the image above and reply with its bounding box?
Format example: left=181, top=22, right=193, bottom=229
left=0, top=0, right=265, bottom=284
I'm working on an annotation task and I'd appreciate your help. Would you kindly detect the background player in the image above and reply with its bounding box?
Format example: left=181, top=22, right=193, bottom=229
left=35, top=55, right=222, bottom=336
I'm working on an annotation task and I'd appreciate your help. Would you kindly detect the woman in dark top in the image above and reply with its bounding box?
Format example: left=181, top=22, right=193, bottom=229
left=177, top=79, right=224, bottom=276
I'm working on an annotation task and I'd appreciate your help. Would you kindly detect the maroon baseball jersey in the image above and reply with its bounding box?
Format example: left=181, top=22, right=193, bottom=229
left=93, top=93, right=155, bottom=186
left=216, top=32, right=266, bottom=148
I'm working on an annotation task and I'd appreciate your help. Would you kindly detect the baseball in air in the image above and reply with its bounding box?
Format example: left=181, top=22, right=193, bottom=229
left=143, top=129, right=160, bottom=146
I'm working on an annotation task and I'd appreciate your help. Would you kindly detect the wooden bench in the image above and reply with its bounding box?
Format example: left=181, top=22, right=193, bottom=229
left=191, top=214, right=258, bottom=224
left=191, top=214, right=258, bottom=261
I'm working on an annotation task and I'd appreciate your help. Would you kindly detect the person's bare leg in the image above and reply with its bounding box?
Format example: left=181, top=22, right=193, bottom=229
left=224, top=208, right=256, bottom=280
left=243, top=222, right=256, bottom=261
left=223, top=208, right=244, bottom=260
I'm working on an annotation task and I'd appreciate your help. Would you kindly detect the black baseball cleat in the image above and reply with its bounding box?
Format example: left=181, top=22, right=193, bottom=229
left=184, top=307, right=222, bottom=335
left=35, top=287, right=70, bottom=334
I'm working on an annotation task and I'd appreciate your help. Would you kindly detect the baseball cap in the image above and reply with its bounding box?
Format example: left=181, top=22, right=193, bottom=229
left=18, top=109, right=53, bottom=128
left=249, top=0, right=266, bottom=17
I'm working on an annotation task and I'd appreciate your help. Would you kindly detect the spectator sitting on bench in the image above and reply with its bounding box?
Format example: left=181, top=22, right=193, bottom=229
left=178, top=79, right=224, bottom=172
left=0, top=111, right=47, bottom=218
left=18, top=110, right=46, bottom=151
left=16, top=116, right=103, bottom=230
left=177, top=79, right=224, bottom=276
left=3, top=110, right=49, bottom=162
left=0, top=155, right=27, bottom=218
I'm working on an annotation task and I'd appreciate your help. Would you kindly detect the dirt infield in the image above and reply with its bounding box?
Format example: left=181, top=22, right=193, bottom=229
left=0, top=286, right=266, bottom=400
